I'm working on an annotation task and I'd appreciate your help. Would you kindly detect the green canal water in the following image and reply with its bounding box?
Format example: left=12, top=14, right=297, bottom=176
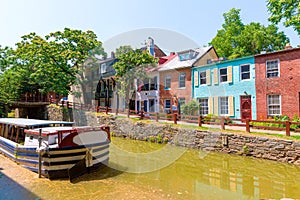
left=1, top=137, right=300, bottom=200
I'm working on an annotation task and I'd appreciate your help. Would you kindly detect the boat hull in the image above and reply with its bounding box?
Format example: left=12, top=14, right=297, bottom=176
left=0, top=136, right=110, bottom=179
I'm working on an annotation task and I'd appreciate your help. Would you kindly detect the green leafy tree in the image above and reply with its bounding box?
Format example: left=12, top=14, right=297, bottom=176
left=113, top=49, right=157, bottom=111
left=115, top=45, right=133, bottom=58
left=267, top=0, right=300, bottom=35
left=210, top=8, right=289, bottom=59
left=5, top=28, right=101, bottom=100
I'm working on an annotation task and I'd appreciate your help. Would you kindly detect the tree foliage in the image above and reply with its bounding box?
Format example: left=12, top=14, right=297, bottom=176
left=0, top=28, right=102, bottom=101
left=115, top=45, right=133, bottom=58
left=267, top=0, right=300, bottom=35
left=210, top=8, right=289, bottom=59
left=113, top=49, right=157, bottom=105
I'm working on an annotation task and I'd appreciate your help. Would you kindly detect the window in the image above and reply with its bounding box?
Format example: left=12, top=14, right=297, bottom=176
left=150, top=76, right=158, bottom=90
left=164, top=99, right=171, bottom=113
left=165, top=99, right=171, bottom=108
left=219, top=68, right=228, bottom=83
left=100, top=63, right=107, bottom=73
left=220, top=97, right=228, bottom=115
left=266, top=60, right=279, bottom=78
left=267, top=95, right=281, bottom=116
left=199, top=98, right=209, bottom=115
left=200, top=71, right=206, bottom=85
left=240, top=64, right=250, bottom=80
left=178, top=98, right=186, bottom=106
left=179, top=73, right=186, bottom=88
left=165, top=75, right=171, bottom=89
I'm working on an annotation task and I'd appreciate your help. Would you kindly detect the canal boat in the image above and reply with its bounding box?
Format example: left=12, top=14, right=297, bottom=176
left=0, top=118, right=110, bottom=179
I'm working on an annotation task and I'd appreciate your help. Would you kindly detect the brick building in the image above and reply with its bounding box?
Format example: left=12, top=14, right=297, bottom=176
left=255, top=47, right=300, bottom=119
left=158, top=47, right=218, bottom=113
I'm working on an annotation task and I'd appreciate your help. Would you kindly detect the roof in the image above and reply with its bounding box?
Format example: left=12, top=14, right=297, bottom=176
left=147, top=53, right=177, bottom=73
left=254, top=47, right=300, bottom=58
left=0, top=118, right=74, bottom=128
left=158, top=46, right=213, bottom=71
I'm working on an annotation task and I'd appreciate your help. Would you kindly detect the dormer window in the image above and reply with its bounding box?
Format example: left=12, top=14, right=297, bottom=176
left=100, top=63, right=107, bottom=74
left=178, top=50, right=198, bottom=61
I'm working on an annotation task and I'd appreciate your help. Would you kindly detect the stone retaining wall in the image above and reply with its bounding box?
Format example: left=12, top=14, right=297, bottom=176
left=45, top=106, right=300, bottom=166
left=97, top=116, right=300, bottom=165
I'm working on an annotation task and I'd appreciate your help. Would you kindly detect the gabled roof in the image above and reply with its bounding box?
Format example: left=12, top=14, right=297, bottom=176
left=158, top=46, right=213, bottom=71
left=147, top=53, right=177, bottom=73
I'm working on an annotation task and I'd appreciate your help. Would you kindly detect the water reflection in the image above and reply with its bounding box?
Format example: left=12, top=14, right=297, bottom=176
left=1, top=137, right=300, bottom=200
left=111, top=138, right=300, bottom=199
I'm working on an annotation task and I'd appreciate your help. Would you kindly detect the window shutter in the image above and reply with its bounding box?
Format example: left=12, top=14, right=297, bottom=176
left=213, top=68, right=218, bottom=85
left=208, top=97, right=213, bottom=114
left=229, top=96, right=234, bottom=116
left=228, top=66, right=233, bottom=83
left=194, top=71, right=199, bottom=87
left=213, top=96, right=219, bottom=115
left=206, top=69, right=211, bottom=85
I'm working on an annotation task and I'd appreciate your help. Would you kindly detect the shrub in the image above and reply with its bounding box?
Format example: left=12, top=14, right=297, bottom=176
left=181, top=99, right=200, bottom=116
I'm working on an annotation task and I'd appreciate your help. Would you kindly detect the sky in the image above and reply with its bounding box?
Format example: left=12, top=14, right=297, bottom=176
left=1, top=0, right=299, bottom=54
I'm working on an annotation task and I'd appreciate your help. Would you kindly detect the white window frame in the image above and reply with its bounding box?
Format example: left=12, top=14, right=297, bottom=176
left=240, top=64, right=250, bottom=80
left=219, top=97, right=228, bottom=115
left=164, top=75, right=171, bottom=89
left=267, top=94, right=281, bottom=116
left=200, top=71, right=207, bottom=85
left=178, top=72, right=186, bottom=88
left=199, top=98, right=209, bottom=115
left=219, top=68, right=228, bottom=83
left=266, top=59, right=280, bottom=78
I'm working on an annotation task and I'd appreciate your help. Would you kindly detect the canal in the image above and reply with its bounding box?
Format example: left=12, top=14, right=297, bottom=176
left=0, top=137, right=300, bottom=199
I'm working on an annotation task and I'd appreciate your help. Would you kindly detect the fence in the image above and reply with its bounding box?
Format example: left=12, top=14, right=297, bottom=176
left=53, top=102, right=300, bottom=137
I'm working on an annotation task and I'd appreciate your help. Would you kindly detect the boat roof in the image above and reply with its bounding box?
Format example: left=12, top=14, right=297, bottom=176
left=24, top=126, right=93, bottom=136
left=0, top=118, right=74, bottom=128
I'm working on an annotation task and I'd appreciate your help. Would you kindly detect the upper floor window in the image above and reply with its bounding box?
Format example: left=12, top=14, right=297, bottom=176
left=178, top=73, right=186, bottom=88
left=240, top=64, right=250, bottom=80
left=267, top=94, right=281, bottom=116
left=165, top=75, right=171, bottom=89
left=100, top=63, right=107, bottom=74
left=219, top=68, right=228, bottom=83
left=266, top=60, right=279, bottom=78
left=200, top=71, right=206, bottom=85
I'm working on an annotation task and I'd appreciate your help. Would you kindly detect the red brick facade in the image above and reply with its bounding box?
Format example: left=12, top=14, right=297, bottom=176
left=159, top=67, right=192, bottom=112
left=255, top=48, right=300, bottom=119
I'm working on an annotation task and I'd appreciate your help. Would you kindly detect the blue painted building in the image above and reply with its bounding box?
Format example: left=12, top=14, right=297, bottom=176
left=192, top=56, right=256, bottom=119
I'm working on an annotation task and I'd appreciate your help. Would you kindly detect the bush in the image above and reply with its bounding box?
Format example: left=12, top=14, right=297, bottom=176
left=181, top=99, right=200, bottom=116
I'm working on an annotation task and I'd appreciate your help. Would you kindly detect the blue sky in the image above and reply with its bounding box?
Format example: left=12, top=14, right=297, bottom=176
left=1, top=0, right=299, bottom=53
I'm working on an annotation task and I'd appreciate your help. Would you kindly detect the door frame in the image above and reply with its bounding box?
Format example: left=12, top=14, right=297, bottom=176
left=240, top=95, right=252, bottom=120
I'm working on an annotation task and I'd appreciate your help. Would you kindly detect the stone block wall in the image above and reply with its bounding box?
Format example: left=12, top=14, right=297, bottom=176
left=97, top=116, right=300, bottom=165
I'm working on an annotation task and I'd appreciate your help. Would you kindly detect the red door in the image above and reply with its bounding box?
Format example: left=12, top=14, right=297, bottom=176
left=240, top=96, right=252, bottom=120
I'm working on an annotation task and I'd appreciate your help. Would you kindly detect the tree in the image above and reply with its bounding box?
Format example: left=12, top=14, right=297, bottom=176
left=3, top=28, right=102, bottom=101
left=115, top=45, right=133, bottom=58
left=210, top=8, right=289, bottom=59
left=113, top=49, right=157, bottom=111
left=267, top=0, right=300, bottom=35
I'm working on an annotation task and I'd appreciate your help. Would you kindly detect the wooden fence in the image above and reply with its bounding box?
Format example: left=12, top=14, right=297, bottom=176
left=53, top=101, right=300, bottom=137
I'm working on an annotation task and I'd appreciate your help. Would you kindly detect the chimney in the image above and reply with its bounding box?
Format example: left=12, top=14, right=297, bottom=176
left=146, top=37, right=154, bottom=56
left=111, top=51, right=115, bottom=58
left=284, top=43, right=292, bottom=50
left=170, top=52, right=175, bottom=56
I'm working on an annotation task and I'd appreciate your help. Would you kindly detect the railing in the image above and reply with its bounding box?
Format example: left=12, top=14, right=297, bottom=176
left=51, top=101, right=300, bottom=137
